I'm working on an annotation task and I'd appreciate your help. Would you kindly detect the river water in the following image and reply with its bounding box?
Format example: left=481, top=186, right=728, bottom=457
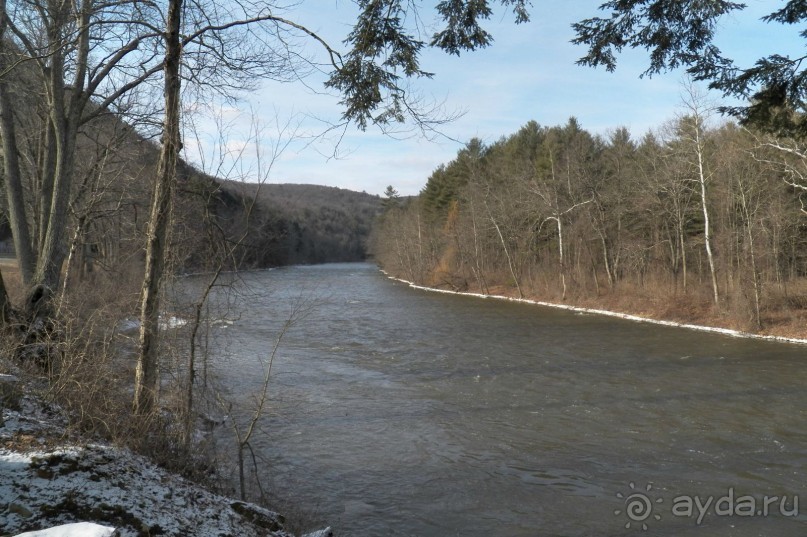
left=198, top=262, right=807, bottom=536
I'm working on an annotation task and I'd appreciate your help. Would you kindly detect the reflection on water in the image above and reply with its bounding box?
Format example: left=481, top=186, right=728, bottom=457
left=199, top=263, right=807, bottom=536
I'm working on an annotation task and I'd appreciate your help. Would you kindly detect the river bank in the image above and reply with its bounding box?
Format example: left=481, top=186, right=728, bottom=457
left=381, top=271, right=807, bottom=346
left=0, top=373, right=331, bottom=537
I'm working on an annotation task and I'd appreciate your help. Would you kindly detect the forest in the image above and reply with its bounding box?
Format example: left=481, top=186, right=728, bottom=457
left=219, top=182, right=380, bottom=267
left=373, top=92, right=807, bottom=338
left=2, top=0, right=807, bottom=532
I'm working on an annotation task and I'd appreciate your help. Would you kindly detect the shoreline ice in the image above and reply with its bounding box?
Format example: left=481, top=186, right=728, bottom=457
left=380, top=270, right=807, bottom=346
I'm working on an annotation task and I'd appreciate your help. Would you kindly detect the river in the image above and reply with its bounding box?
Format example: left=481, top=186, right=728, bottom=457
left=196, top=262, right=807, bottom=536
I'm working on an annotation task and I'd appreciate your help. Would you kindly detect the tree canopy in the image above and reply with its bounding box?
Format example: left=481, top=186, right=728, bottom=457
left=572, top=0, right=807, bottom=137
left=327, top=0, right=530, bottom=129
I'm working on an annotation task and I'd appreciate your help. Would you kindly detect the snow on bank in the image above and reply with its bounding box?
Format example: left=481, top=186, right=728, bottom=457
left=116, top=315, right=188, bottom=335
left=15, top=522, right=117, bottom=537
left=381, top=271, right=807, bottom=346
left=1, top=393, right=330, bottom=537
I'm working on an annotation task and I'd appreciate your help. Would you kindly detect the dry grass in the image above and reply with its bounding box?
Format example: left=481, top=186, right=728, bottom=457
left=0, top=261, right=211, bottom=475
left=756, top=280, right=807, bottom=339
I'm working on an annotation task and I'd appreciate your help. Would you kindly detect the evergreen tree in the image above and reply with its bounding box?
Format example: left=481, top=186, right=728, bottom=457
left=572, top=1, right=807, bottom=137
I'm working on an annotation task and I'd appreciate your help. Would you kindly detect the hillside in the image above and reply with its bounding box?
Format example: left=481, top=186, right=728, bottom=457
left=0, top=125, right=381, bottom=276
left=216, top=181, right=382, bottom=267
left=0, top=46, right=381, bottom=275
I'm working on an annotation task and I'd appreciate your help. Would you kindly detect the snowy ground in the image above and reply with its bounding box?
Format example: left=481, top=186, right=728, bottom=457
left=15, top=522, right=117, bottom=537
left=1, top=388, right=329, bottom=537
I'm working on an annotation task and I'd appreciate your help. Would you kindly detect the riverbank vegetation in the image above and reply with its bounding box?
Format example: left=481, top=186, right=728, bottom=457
left=372, top=92, right=807, bottom=339
left=0, top=1, right=534, bottom=533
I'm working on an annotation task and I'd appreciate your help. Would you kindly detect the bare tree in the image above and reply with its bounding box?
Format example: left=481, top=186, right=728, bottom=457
left=678, top=81, right=720, bottom=305
left=644, top=128, right=697, bottom=290
left=133, top=0, right=184, bottom=415
left=733, top=154, right=765, bottom=328
left=485, top=193, right=523, bottom=298
left=217, top=292, right=313, bottom=502
left=526, top=121, right=593, bottom=300
left=179, top=112, right=298, bottom=443
left=753, top=137, right=807, bottom=214
left=0, top=0, right=33, bottom=285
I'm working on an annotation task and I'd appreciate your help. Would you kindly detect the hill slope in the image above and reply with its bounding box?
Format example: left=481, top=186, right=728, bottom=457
left=216, top=181, right=382, bottom=267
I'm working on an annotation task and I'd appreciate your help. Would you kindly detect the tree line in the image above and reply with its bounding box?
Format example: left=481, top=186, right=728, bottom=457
left=373, top=94, right=807, bottom=333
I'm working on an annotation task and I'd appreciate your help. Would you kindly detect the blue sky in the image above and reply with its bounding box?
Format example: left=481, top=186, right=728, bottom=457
left=184, top=1, right=804, bottom=196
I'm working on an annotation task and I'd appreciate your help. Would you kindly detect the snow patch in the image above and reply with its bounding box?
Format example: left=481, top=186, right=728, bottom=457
left=117, top=315, right=188, bottom=334
left=14, top=522, right=118, bottom=537
left=159, top=316, right=187, bottom=330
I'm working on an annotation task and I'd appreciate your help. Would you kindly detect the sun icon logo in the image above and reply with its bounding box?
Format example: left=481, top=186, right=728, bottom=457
left=614, top=482, right=664, bottom=530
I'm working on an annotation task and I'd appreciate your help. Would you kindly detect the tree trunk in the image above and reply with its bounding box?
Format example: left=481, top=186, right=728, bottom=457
left=598, top=231, right=613, bottom=288
left=468, top=198, right=489, bottom=294
left=0, top=3, right=35, bottom=285
left=61, top=216, right=86, bottom=302
left=555, top=215, right=566, bottom=301
left=0, top=269, right=10, bottom=327
left=134, top=0, right=183, bottom=415
left=696, top=140, right=719, bottom=306
left=738, top=182, right=762, bottom=329
left=33, top=125, right=77, bottom=293
left=487, top=201, right=522, bottom=298
left=31, top=17, right=72, bottom=293
left=37, top=123, right=57, bottom=255
left=679, top=220, right=687, bottom=291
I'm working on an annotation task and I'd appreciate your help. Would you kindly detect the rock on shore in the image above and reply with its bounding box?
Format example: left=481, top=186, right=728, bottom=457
left=1, top=392, right=326, bottom=537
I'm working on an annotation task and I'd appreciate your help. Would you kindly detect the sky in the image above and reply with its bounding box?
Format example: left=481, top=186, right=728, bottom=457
left=183, top=1, right=805, bottom=197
